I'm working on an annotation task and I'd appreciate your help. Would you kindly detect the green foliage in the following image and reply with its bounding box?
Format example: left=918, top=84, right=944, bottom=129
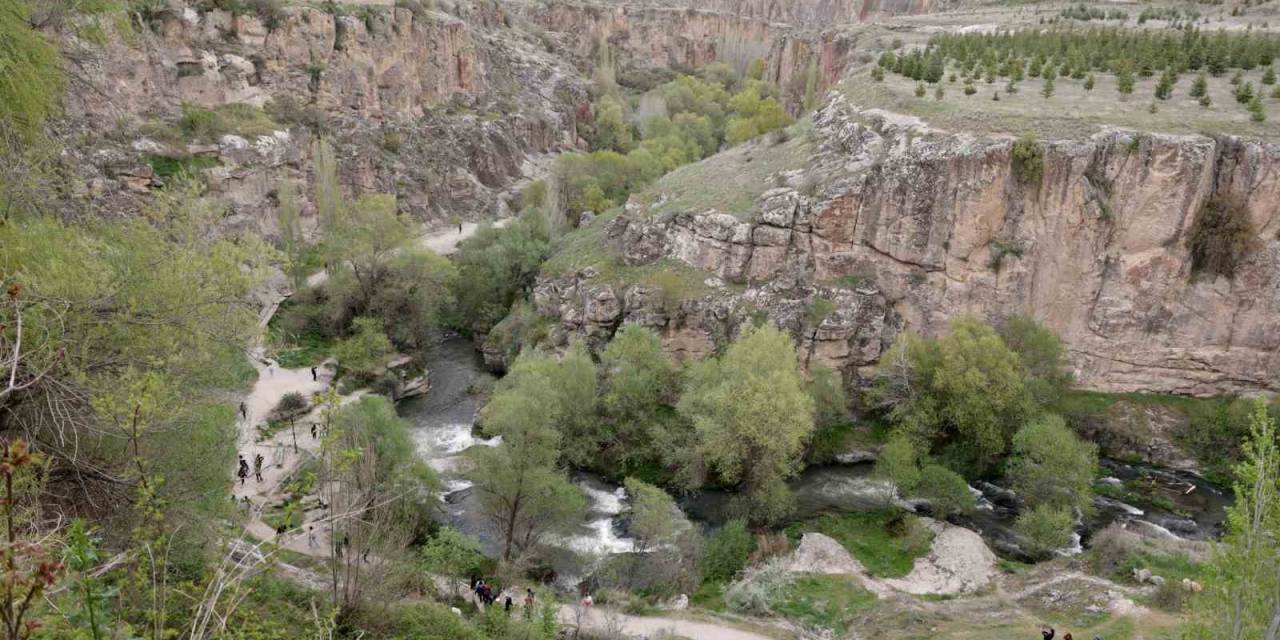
left=177, top=102, right=278, bottom=142
left=0, top=0, right=63, bottom=138
left=1187, top=194, right=1255, bottom=278
left=700, top=520, right=755, bottom=583
left=784, top=512, right=933, bottom=578
left=420, top=527, right=487, bottom=597
left=1011, top=133, right=1043, bottom=185
left=450, top=210, right=550, bottom=334
left=678, top=325, right=814, bottom=523
left=1185, top=402, right=1279, bottom=638
left=1008, top=414, right=1098, bottom=514
left=331, top=317, right=393, bottom=382
left=1190, top=72, right=1208, bottom=98
left=624, top=477, right=680, bottom=553
left=997, top=314, right=1073, bottom=407
left=869, top=317, right=1034, bottom=474
left=488, top=344, right=599, bottom=468
left=599, top=325, right=681, bottom=465
left=769, top=575, right=877, bottom=636
left=915, top=463, right=975, bottom=517
left=1014, top=504, right=1076, bottom=557
left=807, top=367, right=850, bottom=433
left=470, top=350, right=587, bottom=561
left=875, top=432, right=923, bottom=493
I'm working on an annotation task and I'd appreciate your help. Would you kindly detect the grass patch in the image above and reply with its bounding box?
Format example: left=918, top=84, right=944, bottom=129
left=266, top=299, right=336, bottom=369
left=771, top=575, right=876, bottom=636
left=147, top=153, right=222, bottom=178
left=784, top=511, right=932, bottom=578
left=809, top=420, right=889, bottom=464
left=689, top=579, right=727, bottom=612
left=629, top=128, right=814, bottom=221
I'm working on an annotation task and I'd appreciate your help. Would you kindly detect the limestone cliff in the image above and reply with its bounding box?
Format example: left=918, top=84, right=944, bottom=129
left=509, top=94, right=1280, bottom=396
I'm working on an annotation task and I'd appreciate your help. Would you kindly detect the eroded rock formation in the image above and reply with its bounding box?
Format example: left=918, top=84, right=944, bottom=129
left=512, top=94, right=1280, bottom=396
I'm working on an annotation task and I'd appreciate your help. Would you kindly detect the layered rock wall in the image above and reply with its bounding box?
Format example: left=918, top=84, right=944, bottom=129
left=519, top=96, right=1280, bottom=396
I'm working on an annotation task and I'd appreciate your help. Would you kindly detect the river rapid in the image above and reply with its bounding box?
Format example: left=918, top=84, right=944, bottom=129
left=402, top=336, right=1233, bottom=575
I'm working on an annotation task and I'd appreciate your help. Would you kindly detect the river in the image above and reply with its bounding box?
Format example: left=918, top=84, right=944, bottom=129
left=401, top=336, right=1232, bottom=572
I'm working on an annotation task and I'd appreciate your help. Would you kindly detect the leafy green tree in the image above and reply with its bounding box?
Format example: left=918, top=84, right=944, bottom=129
left=1041, top=73, right=1055, bottom=98
left=807, top=367, right=851, bottom=432
left=470, top=373, right=585, bottom=561
left=1155, top=67, right=1175, bottom=100
left=1248, top=95, right=1266, bottom=122
left=312, top=137, right=342, bottom=232
left=875, top=433, right=923, bottom=494
left=450, top=210, right=550, bottom=334
left=870, top=317, right=1034, bottom=474
left=1263, top=65, right=1277, bottom=85
left=276, top=179, right=305, bottom=290
left=1116, top=66, right=1135, bottom=96
left=1185, top=401, right=1279, bottom=639
left=332, top=316, right=393, bottom=382
left=700, top=520, right=755, bottom=582
left=600, top=325, right=680, bottom=463
left=1014, top=504, right=1075, bottom=557
left=489, top=345, right=599, bottom=467
left=997, top=315, right=1073, bottom=407
left=588, top=94, right=634, bottom=153
left=678, top=325, right=814, bottom=523
left=1007, top=415, right=1098, bottom=514
left=420, top=527, right=486, bottom=598
left=916, top=464, right=975, bottom=517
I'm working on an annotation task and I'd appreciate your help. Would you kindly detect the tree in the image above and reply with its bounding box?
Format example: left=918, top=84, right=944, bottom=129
left=997, top=315, right=1073, bottom=407
left=1185, top=401, right=1279, bottom=639
left=876, top=433, right=923, bottom=494
left=678, top=325, right=814, bottom=523
left=916, top=464, right=975, bottom=518
left=332, top=317, right=393, bottom=383
left=1191, top=72, right=1209, bottom=98
left=1084, top=73, right=1095, bottom=91
left=807, top=367, right=850, bottom=432
left=1248, top=95, right=1266, bottom=122
left=869, top=317, right=1034, bottom=475
left=1117, top=67, right=1135, bottom=96
left=0, top=0, right=63, bottom=139
left=420, top=527, right=486, bottom=598
left=471, top=352, right=586, bottom=562
left=700, top=520, right=755, bottom=582
left=1155, top=67, right=1175, bottom=100
left=325, top=193, right=414, bottom=314
left=489, top=345, right=599, bottom=468
left=1264, top=65, right=1277, bottom=85
left=1014, top=504, right=1075, bottom=557
left=276, top=179, right=305, bottom=290
left=600, top=325, right=680, bottom=463
left=588, top=94, right=634, bottom=153
left=1041, top=74, right=1055, bottom=98
left=1007, top=415, right=1098, bottom=514
left=312, top=138, right=342, bottom=232
left=450, top=210, right=550, bottom=334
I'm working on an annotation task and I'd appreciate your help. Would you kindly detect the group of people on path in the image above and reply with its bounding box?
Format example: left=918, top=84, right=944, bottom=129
left=1042, top=626, right=1102, bottom=640
left=470, top=578, right=539, bottom=618
left=236, top=453, right=264, bottom=485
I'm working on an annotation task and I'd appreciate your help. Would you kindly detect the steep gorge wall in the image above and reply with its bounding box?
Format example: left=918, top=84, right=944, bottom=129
left=516, top=96, right=1280, bottom=396
left=60, top=2, right=586, bottom=227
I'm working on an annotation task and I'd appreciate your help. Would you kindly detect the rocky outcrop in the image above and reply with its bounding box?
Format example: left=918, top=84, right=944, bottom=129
left=521, top=94, right=1280, bottom=396
left=787, top=532, right=868, bottom=576
left=57, top=2, right=585, bottom=225
left=881, top=518, right=997, bottom=596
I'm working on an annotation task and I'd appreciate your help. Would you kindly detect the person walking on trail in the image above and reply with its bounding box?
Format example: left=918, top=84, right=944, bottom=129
left=311, top=424, right=318, bottom=440
left=237, top=456, right=249, bottom=485
left=307, top=526, right=316, bottom=548
left=239, top=401, right=247, bottom=421
left=1041, top=627, right=1055, bottom=640
left=503, top=595, right=512, bottom=613
left=311, top=366, right=317, bottom=382
left=253, top=454, right=264, bottom=482
left=581, top=593, right=593, bottom=609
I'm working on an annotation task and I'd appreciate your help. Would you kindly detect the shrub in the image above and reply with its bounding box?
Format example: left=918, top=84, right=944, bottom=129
left=724, top=557, right=793, bottom=616
left=1007, top=414, right=1098, bottom=514
left=1187, top=194, right=1254, bottom=278
left=915, top=464, right=974, bottom=517
left=1014, top=504, right=1075, bottom=557
left=700, top=520, right=756, bottom=583
left=1011, top=133, right=1043, bottom=185
left=273, top=391, right=308, bottom=417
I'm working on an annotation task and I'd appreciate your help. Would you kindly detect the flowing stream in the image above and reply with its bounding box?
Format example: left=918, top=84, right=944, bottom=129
left=402, top=336, right=1232, bottom=570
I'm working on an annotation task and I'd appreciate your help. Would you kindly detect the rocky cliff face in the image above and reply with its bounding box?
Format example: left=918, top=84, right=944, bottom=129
left=59, top=1, right=586, bottom=228
left=518, top=1, right=859, bottom=110
left=512, top=94, right=1280, bottom=396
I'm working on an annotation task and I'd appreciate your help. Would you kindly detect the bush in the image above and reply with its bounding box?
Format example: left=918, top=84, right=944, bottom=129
left=272, top=391, right=308, bottom=419
left=1014, top=504, right=1075, bottom=557
left=700, top=520, right=755, bottom=583
left=915, top=464, right=975, bottom=517
left=1011, top=133, right=1043, bottom=185
left=723, top=557, right=793, bottom=616
left=1187, top=194, right=1254, bottom=278
left=1007, top=414, right=1098, bottom=514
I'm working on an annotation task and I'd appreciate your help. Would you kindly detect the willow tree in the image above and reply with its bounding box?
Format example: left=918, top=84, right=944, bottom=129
left=678, top=325, right=814, bottom=524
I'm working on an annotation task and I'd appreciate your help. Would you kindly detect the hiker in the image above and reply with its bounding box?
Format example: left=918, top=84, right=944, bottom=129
left=311, top=424, right=318, bottom=440
left=503, top=595, right=512, bottom=613
left=524, top=588, right=534, bottom=610
left=1041, top=627, right=1055, bottom=640
left=311, top=366, right=317, bottom=382
left=237, top=456, right=249, bottom=485
left=253, top=454, right=264, bottom=482
left=239, top=401, right=247, bottom=420
left=581, top=593, right=593, bottom=609
left=307, top=526, right=316, bottom=548
left=1063, top=635, right=1073, bottom=640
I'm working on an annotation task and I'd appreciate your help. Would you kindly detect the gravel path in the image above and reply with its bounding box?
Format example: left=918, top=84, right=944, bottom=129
left=559, top=606, right=784, bottom=640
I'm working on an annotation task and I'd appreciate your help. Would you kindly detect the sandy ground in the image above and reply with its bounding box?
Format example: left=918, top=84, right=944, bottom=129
left=558, top=606, right=782, bottom=640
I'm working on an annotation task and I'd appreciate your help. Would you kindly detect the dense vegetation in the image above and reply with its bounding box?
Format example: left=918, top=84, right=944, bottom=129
left=551, top=64, right=792, bottom=218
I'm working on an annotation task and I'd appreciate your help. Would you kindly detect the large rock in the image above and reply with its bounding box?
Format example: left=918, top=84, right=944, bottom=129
left=882, top=519, right=998, bottom=596
left=787, top=532, right=868, bottom=576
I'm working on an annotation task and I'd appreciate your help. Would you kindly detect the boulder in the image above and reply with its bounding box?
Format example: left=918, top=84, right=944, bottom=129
left=882, top=519, right=998, bottom=596
left=786, top=532, right=868, bottom=576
